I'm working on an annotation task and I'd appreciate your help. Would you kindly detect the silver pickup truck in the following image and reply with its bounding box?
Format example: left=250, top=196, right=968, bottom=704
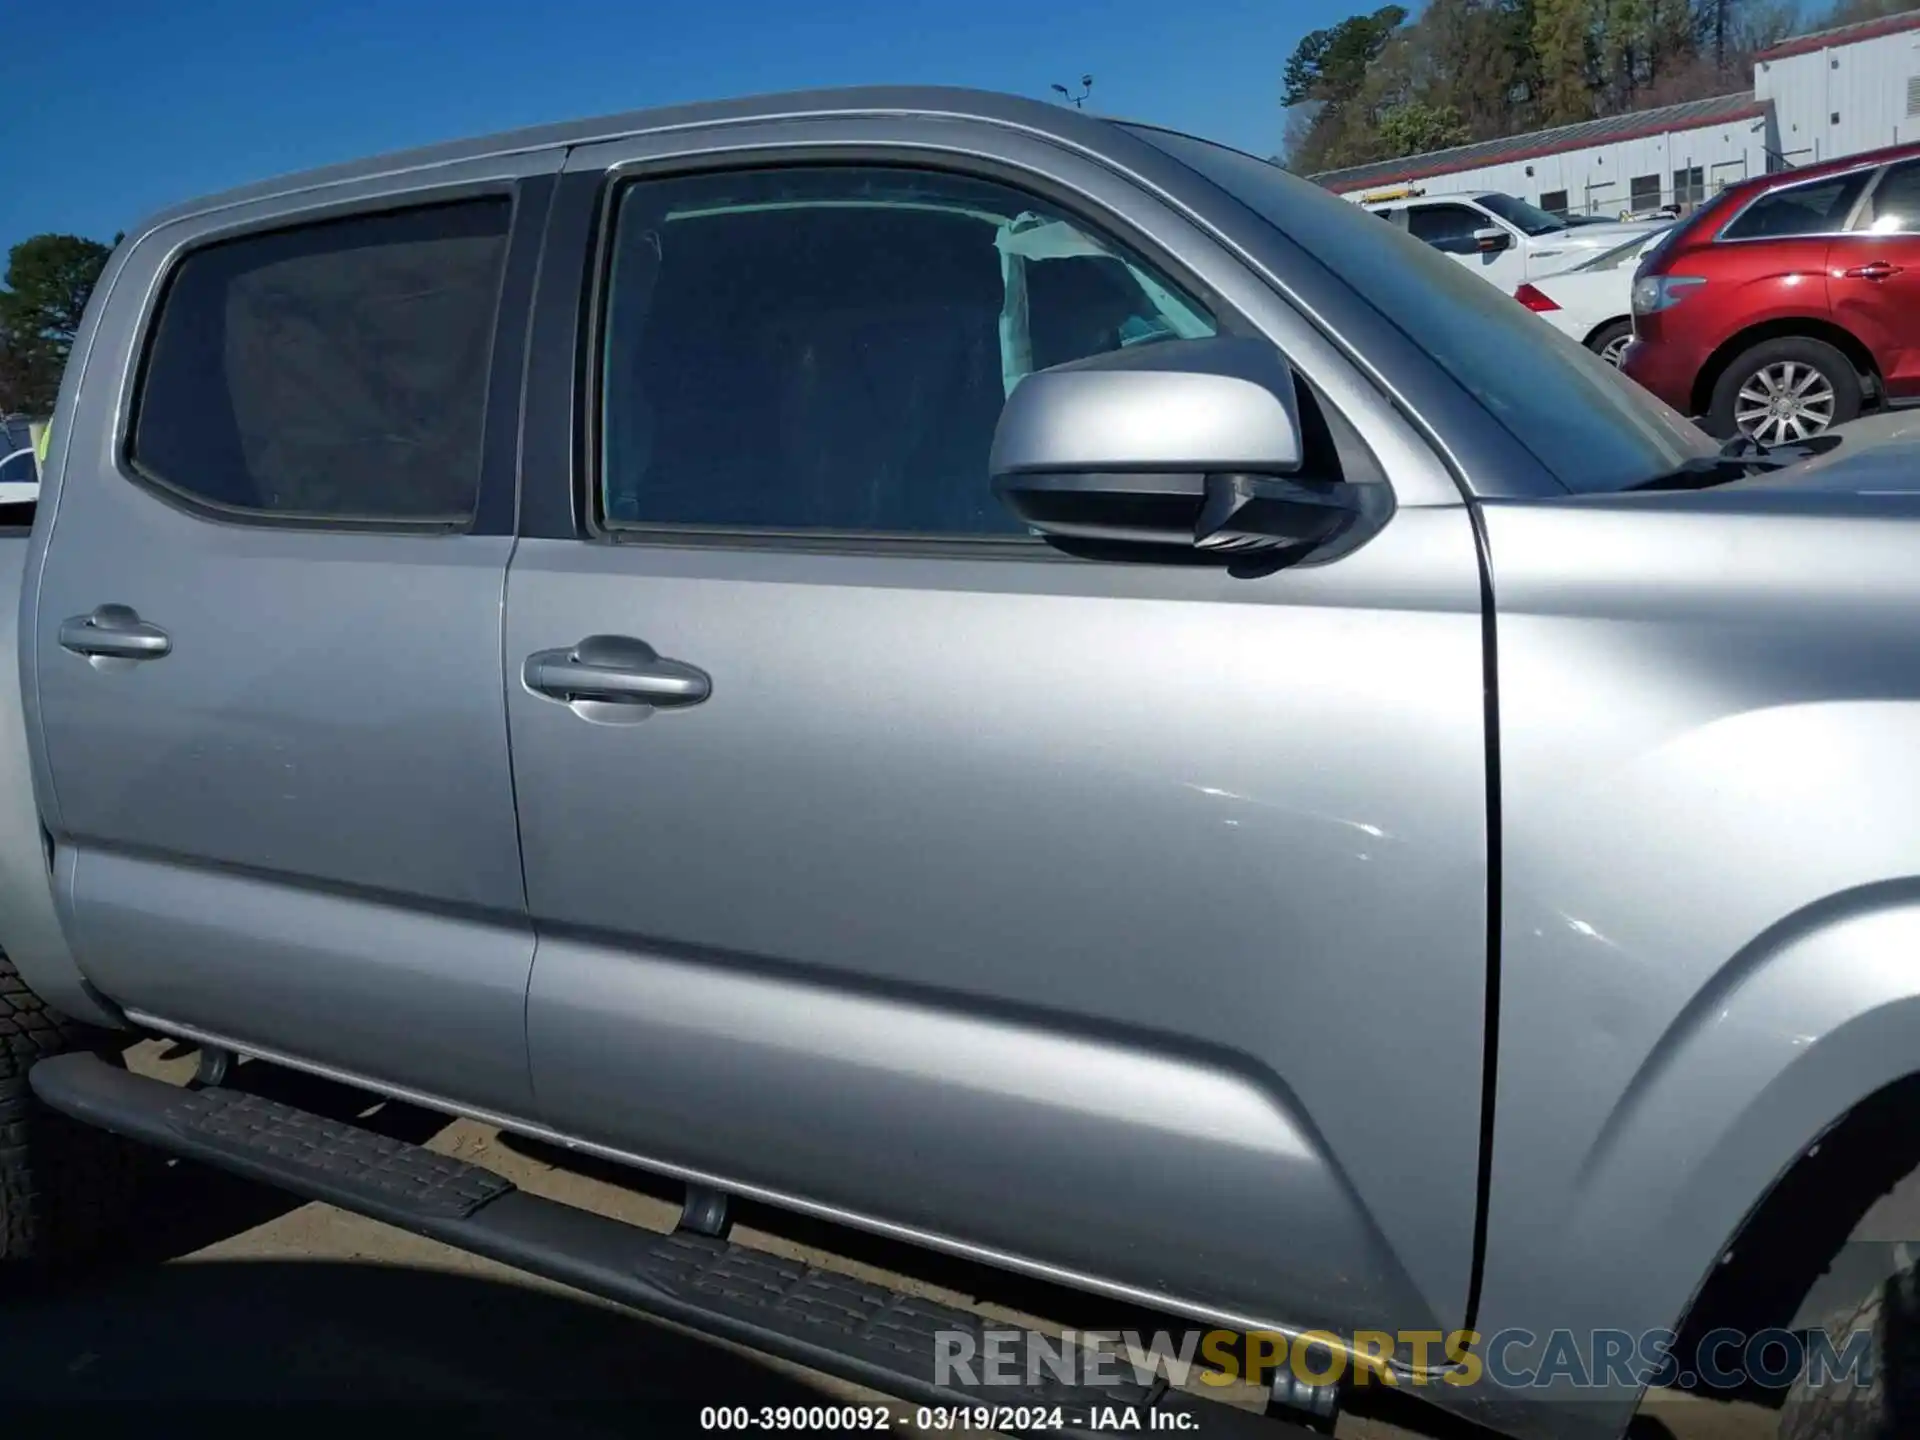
left=3, top=86, right=1918, bottom=1440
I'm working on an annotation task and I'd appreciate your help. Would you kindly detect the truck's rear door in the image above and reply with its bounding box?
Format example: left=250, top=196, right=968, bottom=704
left=24, top=158, right=555, bottom=1115
left=502, top=117, right=1492, bottom=1339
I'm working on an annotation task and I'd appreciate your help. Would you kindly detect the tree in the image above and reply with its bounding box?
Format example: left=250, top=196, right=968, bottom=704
left=1533, top=0, right=1596, bottom=125
left=1282, top=0, right=1834, bottom=178
left=0, top=234, right=113, bottom=416
left=1416, top=0, right=1539, bottom=139
left=1696, top=0, right=1738, bottom=71
left=1283, top=6, right=1410, bottom=109
left=1378, top=101, right=1473, bottom=154
left=1813, top=0, right=1920, bottom=26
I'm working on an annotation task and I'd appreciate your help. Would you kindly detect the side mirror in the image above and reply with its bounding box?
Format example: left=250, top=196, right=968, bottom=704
left=989, top=337, right=1388, bottom=565
left=1474, top=226, right=1513, bottom=254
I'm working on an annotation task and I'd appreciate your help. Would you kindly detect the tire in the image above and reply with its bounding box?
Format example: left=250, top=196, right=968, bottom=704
left=1587, top=319, right=1633, bottom=368
left=0, top=949, right=140, bottom=1267
left=1707, top=336, right=1862, bottom=444
left=1779, top=1262, right=1920, bottom=1440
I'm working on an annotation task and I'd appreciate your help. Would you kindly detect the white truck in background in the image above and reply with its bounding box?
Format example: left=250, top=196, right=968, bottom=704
left=1357, top=187, right=1666, bottom=290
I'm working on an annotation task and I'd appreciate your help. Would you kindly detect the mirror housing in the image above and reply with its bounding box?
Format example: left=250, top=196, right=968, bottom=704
left=989, top=338, right=1386, bottom=565
left=1474, top=225, right=1513, bottom=254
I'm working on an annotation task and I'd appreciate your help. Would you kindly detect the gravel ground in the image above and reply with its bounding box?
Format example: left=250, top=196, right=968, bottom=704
left=0, top=1041, right=1780, bottom=1440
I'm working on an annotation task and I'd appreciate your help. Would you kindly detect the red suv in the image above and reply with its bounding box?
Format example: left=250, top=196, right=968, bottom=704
left=1621, top=140, right=1920, bottom=445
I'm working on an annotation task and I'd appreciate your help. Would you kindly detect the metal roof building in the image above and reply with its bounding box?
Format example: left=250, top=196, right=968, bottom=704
left=1313, top=12, right=1920, bottom=217
left=1755, top=11, right=1920, bottom=165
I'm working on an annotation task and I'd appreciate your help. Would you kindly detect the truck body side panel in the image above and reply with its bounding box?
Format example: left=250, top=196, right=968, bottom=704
left=19, top=153, right=558, bottom=1115
left=1462, top=488, right=1920, bottom=1440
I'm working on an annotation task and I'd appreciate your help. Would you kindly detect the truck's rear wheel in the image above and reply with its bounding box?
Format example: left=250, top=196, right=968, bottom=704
left=1780, top=1261, right=1920, bottom=1440
left=0, top=951, right=140, bottom=1266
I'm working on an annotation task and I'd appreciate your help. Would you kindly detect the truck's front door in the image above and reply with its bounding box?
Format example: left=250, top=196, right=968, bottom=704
left=26, top=159, right=554, bottom=1115
left=505, top=120, right=1492, bottom=1338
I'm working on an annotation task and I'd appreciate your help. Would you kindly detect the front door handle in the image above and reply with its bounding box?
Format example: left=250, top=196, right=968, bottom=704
left=1844, top=260, right=1904, bottom=281
left=524, top=635, right=711, bottom=710
left=59, top=605, right=172, bottom=661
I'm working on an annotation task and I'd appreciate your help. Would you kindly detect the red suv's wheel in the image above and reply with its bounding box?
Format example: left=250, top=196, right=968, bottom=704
left=1708, top=337, right=1862, bottom=444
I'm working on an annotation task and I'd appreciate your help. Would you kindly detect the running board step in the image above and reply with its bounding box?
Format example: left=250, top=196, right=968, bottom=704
left=32, top=1053, right=1300, bottom=1437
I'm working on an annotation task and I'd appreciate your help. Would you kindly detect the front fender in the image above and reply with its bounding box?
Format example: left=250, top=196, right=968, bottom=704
left=1460, top=887, right=1920, bottom=1440
left=1452, top=497, right=1920, bottom=1440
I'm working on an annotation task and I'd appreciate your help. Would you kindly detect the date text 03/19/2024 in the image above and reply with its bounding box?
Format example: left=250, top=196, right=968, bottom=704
left=698, top=1406, right=1196, bottom=1431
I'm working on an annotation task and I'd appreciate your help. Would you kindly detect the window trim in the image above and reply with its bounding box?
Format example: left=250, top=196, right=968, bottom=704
left=573, top=146, right=1255, bottom=553
left=117, top=179, right=531, bottom=535
left=1712, top=162, right=1883, bottom=244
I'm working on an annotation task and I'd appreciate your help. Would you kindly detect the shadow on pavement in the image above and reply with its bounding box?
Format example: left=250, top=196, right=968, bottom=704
left=0, top=1256, right=840, bottom=1438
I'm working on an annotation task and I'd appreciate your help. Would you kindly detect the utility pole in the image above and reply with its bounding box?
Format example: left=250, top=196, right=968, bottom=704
left=1050, top=74, right=1094, bottom=109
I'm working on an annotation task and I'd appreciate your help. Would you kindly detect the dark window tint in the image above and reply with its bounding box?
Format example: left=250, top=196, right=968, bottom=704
left=132, top=199, right=511, bottom=521
left=1673, top=167, right=1705, bottom=207
left=1407, top=204, right=1487, bottom=253
left=1721, top=171, right=1871, bottom=240
left=1865, top=160, right=1920, bottom=232
left=1629, top=174, right=1662, bottom=211
left=597, top=166, right=1215, bottom=536
left=1540, top=189, right=1570, bottom=217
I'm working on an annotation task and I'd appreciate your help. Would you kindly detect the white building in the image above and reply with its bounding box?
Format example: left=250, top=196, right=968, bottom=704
left=1756, top=12, right=1920, bottom=164
left=1314, top=12, right=1920, bottom=215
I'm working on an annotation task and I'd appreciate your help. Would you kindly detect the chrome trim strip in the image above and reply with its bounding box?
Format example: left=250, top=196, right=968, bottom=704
left=122, top=1007, right=1311, bottom=1343
left=1713, top=159, right=1888, bottom=243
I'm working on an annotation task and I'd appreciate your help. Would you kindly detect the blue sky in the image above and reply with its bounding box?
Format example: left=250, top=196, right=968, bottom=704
left=0, top=0, right=1351, bottom=256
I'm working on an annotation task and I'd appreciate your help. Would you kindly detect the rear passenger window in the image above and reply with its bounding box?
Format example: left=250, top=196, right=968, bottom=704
left=1720, top=173, right=1870, bottom=241
left=596, top=166, right=1216, bottom=537
left=131, top=199, right=511, bottom=522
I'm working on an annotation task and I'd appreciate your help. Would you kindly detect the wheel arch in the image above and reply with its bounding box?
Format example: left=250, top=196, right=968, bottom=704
left=1454, top=884, right=1920, bottom=1440
left=1689, top=317, right=1882, bottom=418
left=1669, top=1066, right=1920, bottom=1409
left=1575, top=887, right=1920, bottom=1417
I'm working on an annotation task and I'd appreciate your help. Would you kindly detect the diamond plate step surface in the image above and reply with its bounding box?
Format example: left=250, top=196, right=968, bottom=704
left=165, top=1086, right=512, bottom=1219
left=634, top=1230, right=1159, bottom=1410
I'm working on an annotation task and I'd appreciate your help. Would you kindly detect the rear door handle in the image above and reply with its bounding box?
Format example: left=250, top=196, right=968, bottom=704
left=523, top=635, right=710, bottom=710
left=1844, top=260, right=1904, bottom=281
left=59, top=605, right=172, bottom=661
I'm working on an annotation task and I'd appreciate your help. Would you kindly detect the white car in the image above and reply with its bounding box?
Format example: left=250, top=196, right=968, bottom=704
left=1512, top=228, right=1673, bottom=366
left=1364, top=190, right=1667, bottom=291
left=0, top=447, right=39, bottom=507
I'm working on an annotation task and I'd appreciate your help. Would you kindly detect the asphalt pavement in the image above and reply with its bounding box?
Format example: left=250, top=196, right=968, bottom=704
left=0, top=1041, right=1778, bottom=1440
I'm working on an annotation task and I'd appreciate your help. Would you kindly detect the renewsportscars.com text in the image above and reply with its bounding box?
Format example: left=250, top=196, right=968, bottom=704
left=933, top=1326, right=1873, bottom=1394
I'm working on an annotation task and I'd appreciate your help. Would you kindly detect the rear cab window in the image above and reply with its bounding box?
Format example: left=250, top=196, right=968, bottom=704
left=130, top=199, right=512, bottom=524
